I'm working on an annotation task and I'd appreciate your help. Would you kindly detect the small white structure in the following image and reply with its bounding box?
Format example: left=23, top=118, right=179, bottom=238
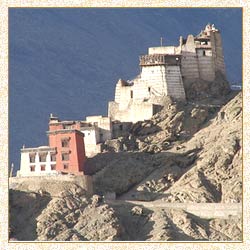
left=85, top=116, right=112, bottom=143
left=18, top=146, right=58, bottom=177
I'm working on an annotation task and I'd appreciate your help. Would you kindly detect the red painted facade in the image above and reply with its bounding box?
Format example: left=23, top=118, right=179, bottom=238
left=47, top=116, right=86, bottom=175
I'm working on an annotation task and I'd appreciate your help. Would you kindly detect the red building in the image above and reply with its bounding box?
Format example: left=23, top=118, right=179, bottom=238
left=47, top=115, right=86, bottom=175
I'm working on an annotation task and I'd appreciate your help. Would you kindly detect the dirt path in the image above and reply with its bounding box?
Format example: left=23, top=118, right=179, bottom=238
left=108, top=200, right=242, bottom=219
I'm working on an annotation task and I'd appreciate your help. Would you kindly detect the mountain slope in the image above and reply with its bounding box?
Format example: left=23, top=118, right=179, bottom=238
left=91, top=92, right=242, bottom=203
left=9, top=91, right=242, bottom=241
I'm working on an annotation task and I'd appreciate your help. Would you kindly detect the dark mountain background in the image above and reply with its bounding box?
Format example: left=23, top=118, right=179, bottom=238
left=9, top=8, right=242, bottom=174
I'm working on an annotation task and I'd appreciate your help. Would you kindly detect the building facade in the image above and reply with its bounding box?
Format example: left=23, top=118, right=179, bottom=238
left=109, top=24, right=226, bottom=123
left=19, top=146, right=57, bottom=176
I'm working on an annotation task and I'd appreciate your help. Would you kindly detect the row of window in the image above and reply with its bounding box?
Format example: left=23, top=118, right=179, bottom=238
left=29, top=153, right=56, bottom=163
left=30, top=164, right=55, bottom=172
left=30, top=163, right=69, bottom=172
left=29, top=152, right=70, bottom=163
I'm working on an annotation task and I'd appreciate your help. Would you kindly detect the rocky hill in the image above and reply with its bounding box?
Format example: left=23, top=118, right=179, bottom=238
left=93, top=91, right=242, bottom=203
left=9, top=187, right=242, bottom=241
left=9, top=90, right=242, bottom=241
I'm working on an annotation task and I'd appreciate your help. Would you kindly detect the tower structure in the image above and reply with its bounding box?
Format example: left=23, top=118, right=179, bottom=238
left=47, top=115, right=86, bottom=175
left=180, top=23, right=226, bottom=83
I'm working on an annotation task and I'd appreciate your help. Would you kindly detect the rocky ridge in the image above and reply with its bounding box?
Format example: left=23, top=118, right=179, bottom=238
left=9, top=88, right=242, bottom=241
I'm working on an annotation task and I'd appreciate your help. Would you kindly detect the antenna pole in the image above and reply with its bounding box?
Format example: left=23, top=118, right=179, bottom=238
left=160, top=37, right=163, bottom=47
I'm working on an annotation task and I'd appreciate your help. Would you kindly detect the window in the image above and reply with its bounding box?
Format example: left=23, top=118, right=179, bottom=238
left=130, top=90, right=133, bottom=99
left=148, top=87, right=151, bottom=92
left=63, top=163, right=69, bottom=170
left=65, top=125, right=74, bottom=129
left=61, top=139, right=69, bottom=148
left=50, top=153, right=56, bottom=162
left=30, top=166, right=35, bottom=172
left=29, top=154, right=36, bottom=163
left=39, top=153, right=47, bottom=162
left=100, top=133, right=103, bottom=142
left=40, top=165, right=46, bottom=171
left=62, top=153, right=69, bottom=161
left=51, top=164, right=56, bottom=170
left=119, top=124, right=123, bottom=131
left=203, top=50, right=206, bottom=56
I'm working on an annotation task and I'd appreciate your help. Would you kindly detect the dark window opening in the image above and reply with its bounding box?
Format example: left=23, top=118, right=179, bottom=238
left=130, top=90, right=133, bottom=99
left=203, top=50, right=206, bottom=56
left=51, top=164, right=56, bottom=170
left=62, top=153, right=69, bottom=161
left=41, top=165, right=46, bottom=171
left=50, top=154, right=56, bottom=162
left=100, top=133, right=104, bottom=142
left=30, top=166, right=35, bottom=172
left=29, top=154, right=36, bottom=163
left=63, top=164, right=69, bottom=170
left=148, top=87, right=151, bottom=92
left=61, top=139, right=69, bottom=147
left=39, top=153, right=47, bottom=162
left=119, top=124, right=123, bottom=131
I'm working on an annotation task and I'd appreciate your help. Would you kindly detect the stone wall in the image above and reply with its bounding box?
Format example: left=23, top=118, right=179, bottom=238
left=86, top=116, right=112, bottom=142
left=210, top=31, right=226, bottom=76
left=165, top=65, right=186, bottom=100
left=108, top=101, right=155, bottom=123
left=9, top=174, right=93, bottom=196
left=196, top=49, right=215, bottom=81
left=112, top=121, right=132, bottom=139
left=180, top=35, right=200, bottom=81
left=148, top=46, right=177, bottom=55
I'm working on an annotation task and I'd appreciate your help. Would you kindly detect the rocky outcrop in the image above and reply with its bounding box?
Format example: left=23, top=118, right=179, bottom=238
left=92, top=152, right=158, bottom=195
left=36, top=187, right=123, bottom=241
left=145, top=209, right=241, bottom=241
left=97, top=92, right=242, bottom=204
left=9, top=189, right=51, bottom=240
left=184, top=72, right=231, bottom=101
left=162, top=92, right=242, bottom=203
left=9, top=91, right=242, bottom=241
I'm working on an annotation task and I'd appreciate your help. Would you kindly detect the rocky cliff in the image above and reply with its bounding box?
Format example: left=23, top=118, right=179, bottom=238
left=9, top=90, right=242, bottom=241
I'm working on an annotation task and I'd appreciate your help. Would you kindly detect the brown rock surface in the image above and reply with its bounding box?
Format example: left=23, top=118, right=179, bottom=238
left=9, top=91, right=242, bottom=241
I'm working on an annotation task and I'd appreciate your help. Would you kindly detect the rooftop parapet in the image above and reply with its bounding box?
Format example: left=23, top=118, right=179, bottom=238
left=139, top=54, right=181, bottom=67
left=148, top=46, right=177, bottom=55
left=47, top=129, right=85, bottom=136
left=21, top=146, right=57, bottom=153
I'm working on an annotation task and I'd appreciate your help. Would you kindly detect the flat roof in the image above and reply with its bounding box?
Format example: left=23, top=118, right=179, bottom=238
left=21, top=146, right=56, bottom=153
left=46, top=129, right=85, bottom=136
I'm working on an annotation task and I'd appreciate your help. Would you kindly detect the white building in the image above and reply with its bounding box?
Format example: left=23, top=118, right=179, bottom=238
left=108, top=24, right=226, bottom=123
left=18, top=146, right=58, bottom=177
